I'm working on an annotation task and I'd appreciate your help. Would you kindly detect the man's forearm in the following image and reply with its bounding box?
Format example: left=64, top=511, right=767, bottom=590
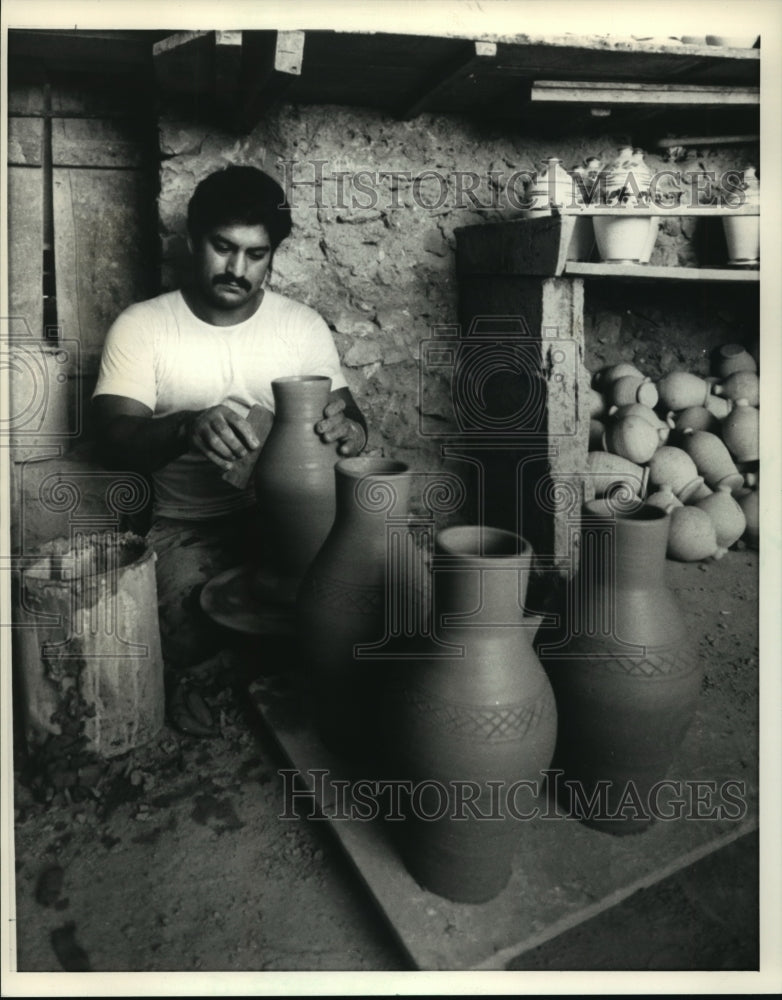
left=95, top=411, right=197, bottom=474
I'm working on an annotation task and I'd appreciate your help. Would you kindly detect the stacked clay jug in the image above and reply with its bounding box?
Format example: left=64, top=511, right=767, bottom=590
left=388, top=526, right=557, bottom=902
left=538, top=501, right=702, bottom=834
left=253, top=376, right=339, bottom=601
left=296, top=457, right=410, bottom=760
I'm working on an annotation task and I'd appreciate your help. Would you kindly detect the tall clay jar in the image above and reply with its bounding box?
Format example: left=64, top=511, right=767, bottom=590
left=388, top=526, right=557, bottom=904
left=253, top=376, right=339, bottom=600
left=296, top=457, right=410, bottom=760
left=538, top=501, right=702, bottom=835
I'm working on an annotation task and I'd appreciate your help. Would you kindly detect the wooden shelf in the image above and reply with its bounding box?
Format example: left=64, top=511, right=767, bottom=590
left=564, top=261, right=759, bottom=282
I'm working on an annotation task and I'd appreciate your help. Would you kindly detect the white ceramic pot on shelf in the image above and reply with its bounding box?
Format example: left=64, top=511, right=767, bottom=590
left=593, top=214, right=658, bottom=264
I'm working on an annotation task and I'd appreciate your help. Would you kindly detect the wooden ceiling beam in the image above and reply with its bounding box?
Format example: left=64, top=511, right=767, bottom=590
left=399, top=40, right=496, bottom=120
left=529, top=80, right=759, bottom=107
left=230, top=30, right=305, bottom=134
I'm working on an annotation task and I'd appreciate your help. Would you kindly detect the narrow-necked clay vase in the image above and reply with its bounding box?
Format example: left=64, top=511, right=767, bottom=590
left=695, top=485, right=747, bottom=556
left=647, top=445, right=704, bottom=502
left=705, top=393, right=733, bottom=419
left=610, top=403, right=669, bottom=443
left=713, top=371, right=760, bottom=406
left=603, top=413, right=660, bottom=464
left=296, top=457, right=410, bottom=761
left=656, top=372, right=710, bottom=411
left=586, top=451, right=649, bottom=498
left=670, top=405, right=718, bottom=435
left=667, top=506, right=719, bottom=561
left=609, top=374, right=659, bottom=409
left=680, top=429, right=744, bottom=493
left=389, top=526, right=557, bottom=903
left=716, top=343, right=757, bottom=379
left=645, top=486, right=683, bottom=513
left=720, top=399, right=759, bottom=462
left=253, top=376, right=339, bottom=602
left=594, top=362, right=644, bottom=389
left=538, top=502, right=702, bottom=834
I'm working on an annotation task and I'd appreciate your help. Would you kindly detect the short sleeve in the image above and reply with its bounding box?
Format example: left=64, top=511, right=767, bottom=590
left=295, top=307, right=348, bottom=391
left=92, top=303, right=158, bottom=409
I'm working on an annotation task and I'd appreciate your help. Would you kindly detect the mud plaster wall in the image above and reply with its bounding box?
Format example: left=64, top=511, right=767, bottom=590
left=159, top=102, right=759, bottom=473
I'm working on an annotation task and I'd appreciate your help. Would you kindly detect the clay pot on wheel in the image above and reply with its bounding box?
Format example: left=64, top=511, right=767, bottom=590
left=253, top=376, right=339, bottom=601
left=538, top=502, right=702, bottom=835
left=388, top=526, right=557, bottom=902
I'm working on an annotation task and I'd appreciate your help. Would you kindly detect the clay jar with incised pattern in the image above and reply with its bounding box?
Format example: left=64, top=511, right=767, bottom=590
left=296, top=457, right=411, bottom=760
left=386, top=526, right=557, bottom=903
left=538, top=501, right=702, bottom=835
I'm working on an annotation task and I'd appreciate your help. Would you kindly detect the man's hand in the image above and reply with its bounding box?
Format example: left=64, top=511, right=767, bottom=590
left=315, top=397, right=367, bottom=456
left=190, top=404, right=262, bottom=471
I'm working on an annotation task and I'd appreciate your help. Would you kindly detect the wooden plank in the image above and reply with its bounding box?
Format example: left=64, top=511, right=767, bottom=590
left=564, top=261, right=759, bottom=282
left=400, top=40, right=497, bottom=120
left=152, top=30, right=213, bottom=95
left=7, top=117, right=43, bottom=168
left=7, top=166, right=44, bottom=340
left=530, top=80, right=759, bottom=106
left=455, top=217, right=576, bottom=278
left=231, top=30, right=305, bottom=134
left=52, top=168, right=154, bottom=367
left=248, top=625, right=758, bottom=973
left=214, top=30, right=243, bottom=103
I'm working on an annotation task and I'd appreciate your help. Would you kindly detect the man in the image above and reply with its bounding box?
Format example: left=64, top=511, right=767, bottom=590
left=92, top=165, right=367, bottom=735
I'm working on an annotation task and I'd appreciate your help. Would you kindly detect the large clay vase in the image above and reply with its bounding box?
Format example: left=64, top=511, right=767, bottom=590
left=538, top=501, right=702, bottom=835
left=388, top=526, right=557, bottom=903
left=253, top=376, right=339, bottom=602
left=296, top=457, right=410, bottom=760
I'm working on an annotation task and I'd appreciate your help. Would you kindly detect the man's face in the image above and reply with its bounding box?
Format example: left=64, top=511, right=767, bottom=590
left=191, top=223, right=273, bottom=314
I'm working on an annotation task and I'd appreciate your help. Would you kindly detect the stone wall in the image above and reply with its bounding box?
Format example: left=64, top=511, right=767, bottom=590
left=158, top=101, right=759, bottom=473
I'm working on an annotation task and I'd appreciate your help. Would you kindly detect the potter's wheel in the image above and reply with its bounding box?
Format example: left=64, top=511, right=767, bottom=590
left=200, top=565, right=294, bottom=635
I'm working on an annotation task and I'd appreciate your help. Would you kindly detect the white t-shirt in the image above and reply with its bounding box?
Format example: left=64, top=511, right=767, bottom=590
left=93, top=289, right=348, bottom=519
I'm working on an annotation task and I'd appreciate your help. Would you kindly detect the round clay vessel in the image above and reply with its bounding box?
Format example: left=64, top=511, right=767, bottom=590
left=667, top=506, right=719, bottom=561
left=586, top=451, right=649, bottom=499
left=587, top=385, right=608, bottom=419
left=609, top=375, right=659, bottom=409
left=388, top=526, right=557, bottom=902
left=594, top=362, right=644, bottom=388
left=296, top=457, right=411, bottom=760
left=610, top=403, right=669, bottom=442
left=704, top=393, right=733, bottom=419
left=644, top=486, right=683, bottom=513
left=537, top=502, right=702, bottom=834
left=253, top=376, right=339, bottom=597
left=603, top=414, right=660, bottom=464
left=736, top=488, right=759, bottom=548
left=680, top=429, right=743, bottom=492
left=671, top=405, right=717, bottom=435
left=716, top=343, right=757, bottom=379
left=656, top=372, right=710, bottom=411
left=695, top=485, right=746, bottom=556
left=720, top=399, right=759, bottom=462
left=714, top=371, right=759, bottom=406
left=647, top=445, right=703, bottom=502
left=593, top=215, right=658, bottom=264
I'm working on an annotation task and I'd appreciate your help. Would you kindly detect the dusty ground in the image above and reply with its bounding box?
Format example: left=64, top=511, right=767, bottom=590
left=8, top=549, right=761, bottom=980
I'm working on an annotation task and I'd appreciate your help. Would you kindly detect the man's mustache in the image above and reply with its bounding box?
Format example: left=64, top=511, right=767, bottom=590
left=213, top=275, right=251, bottom=292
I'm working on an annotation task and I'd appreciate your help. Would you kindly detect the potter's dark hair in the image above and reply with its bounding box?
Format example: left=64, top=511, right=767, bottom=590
left=187, top=166, right=292, bottom=249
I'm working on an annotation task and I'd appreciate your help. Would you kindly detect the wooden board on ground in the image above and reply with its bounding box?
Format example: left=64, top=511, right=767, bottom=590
left=249, top=671, right=757, bottom=971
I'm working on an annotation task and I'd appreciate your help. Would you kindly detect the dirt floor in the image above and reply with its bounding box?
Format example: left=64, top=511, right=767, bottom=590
left=6, top=547, right=763, bottom=983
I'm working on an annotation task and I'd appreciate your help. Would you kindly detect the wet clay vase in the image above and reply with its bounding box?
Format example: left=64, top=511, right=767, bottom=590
left=253, top=376, right=339, bottom=602
left=721, top=400, right=759, bottom=462
left=538, top=502, right=702, bottom=834
left=609, top=403, right=669, bottom=443
left=667, top=506, right=720, bottom=562
left=388, top=526, right=557, bottom=903
left=669, top=405, right=718, bottom=435
left=296, top=457, right=410, bottom=761
left=680, top=429, right=744, bottom=493
left=714, top=371, right=759, bottom=407
left=644, top=486, right=683, bottom=513
left=695, top=485, right=746, bottom=556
